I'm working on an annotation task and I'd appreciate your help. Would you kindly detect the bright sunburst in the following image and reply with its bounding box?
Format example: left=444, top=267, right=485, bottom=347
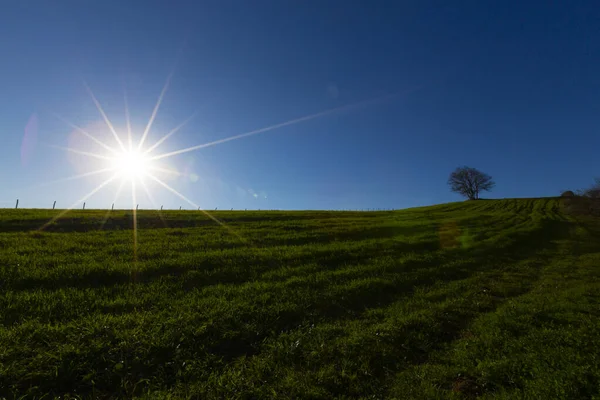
left=110, top=149, right=151, bottom=181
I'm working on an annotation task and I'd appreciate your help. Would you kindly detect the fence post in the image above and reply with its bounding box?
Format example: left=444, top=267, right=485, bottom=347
left=52, top=201, right=56, bottom=210
left=83, top=202, right=85, bottom=210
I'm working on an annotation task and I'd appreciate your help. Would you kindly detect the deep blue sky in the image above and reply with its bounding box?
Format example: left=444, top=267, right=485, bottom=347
left=1, top=1, right=600, bottom=210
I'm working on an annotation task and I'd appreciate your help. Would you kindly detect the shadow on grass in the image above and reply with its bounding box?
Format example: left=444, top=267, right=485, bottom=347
left=8, top=236, right=442, bottom=293
left=1, top=216, right=223, bottom=233
left=1, top=212, right=385, bottom=233
left=199, top=219, right=570, bottom=356
left=259, top=224, right=438, bottom=247
left=0, top=218, right=575, bottom=398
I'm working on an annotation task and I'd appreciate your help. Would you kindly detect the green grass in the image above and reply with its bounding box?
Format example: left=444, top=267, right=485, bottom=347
left=1, top=198, right=600, bottom=399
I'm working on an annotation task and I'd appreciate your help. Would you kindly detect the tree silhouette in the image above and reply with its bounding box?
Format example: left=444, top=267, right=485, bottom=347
left=448, top=166, right=495, bottom=200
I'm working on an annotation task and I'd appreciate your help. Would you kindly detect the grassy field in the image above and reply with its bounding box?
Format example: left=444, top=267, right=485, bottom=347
left=1, top=198, right=599, bottom=399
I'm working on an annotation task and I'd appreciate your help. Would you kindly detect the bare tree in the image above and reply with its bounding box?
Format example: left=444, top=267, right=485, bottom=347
left=448, top=166, right=495, bottom=200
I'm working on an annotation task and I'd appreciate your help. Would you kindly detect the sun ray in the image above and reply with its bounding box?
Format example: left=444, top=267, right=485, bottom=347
left=144, top=111, right=198, bottom=154
left=39, top=174, right=118, bottom=231
left=83, top=81, right=127, bottom=151
left=148, top=165, right=182, bottom=177
left=131, top=178, right=138, bottom=263
left=38, top=167, right=115, bottom=187
left=139, top=178, right=169, bottom=228
left=145, top=173, right=199, bottom=208
left=146, top=173, right=245, bottom=241
left=150, top=92, right=402, bottom=161
left=123, top=86, right=133, bottom=151
left=137, top=72, right=173, bottom=150
left=100, top=178, right=126, bottom=230
left=52, top=113, right=118, bottom=154
left=47, top=144, right=113, bottom=161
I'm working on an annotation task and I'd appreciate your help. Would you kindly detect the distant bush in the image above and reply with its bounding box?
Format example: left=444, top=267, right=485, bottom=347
left=561, top=190, right=575, bottom=197
left=565, top=179, right=600, bottom=216
left=582, top=178, right=600, bottom=199
left=563, top=194, right=600, bottom=217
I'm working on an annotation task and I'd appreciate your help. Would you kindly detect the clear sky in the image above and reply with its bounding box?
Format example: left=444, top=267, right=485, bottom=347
left=1, top=1, right=599, bottom=210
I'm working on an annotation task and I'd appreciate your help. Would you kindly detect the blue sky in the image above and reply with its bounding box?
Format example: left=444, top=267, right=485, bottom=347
left=1, top=1, right=599, bottom=210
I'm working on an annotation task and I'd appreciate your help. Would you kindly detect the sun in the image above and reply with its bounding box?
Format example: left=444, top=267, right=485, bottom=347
left=110, top=149, right=151, bottom=180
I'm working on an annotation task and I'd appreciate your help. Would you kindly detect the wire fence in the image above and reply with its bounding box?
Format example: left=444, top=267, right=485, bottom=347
left=6, top=199, right=397, bottom=212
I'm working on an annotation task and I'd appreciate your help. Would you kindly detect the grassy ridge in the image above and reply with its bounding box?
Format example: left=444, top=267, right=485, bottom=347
left=1, top=198, right=599, bottom=399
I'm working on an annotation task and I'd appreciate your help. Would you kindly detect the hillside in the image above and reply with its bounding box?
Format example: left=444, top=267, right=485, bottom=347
left=1, top=198, right=599, bottom=399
